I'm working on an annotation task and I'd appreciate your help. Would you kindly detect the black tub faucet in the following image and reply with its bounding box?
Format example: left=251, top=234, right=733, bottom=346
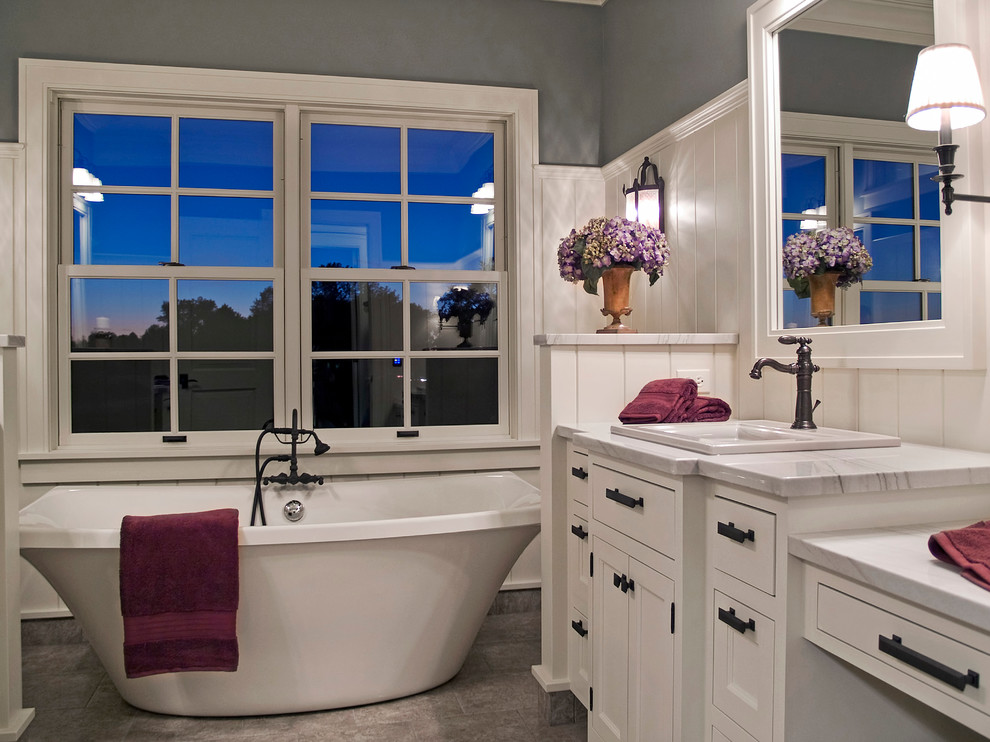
left=750, top=336, right=821, bottom=430
left=251, top=409, right=331, bottom=526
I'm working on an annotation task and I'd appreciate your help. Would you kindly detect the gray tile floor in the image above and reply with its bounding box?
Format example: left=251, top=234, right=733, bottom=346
left=20, top=608, right=587, bottom=741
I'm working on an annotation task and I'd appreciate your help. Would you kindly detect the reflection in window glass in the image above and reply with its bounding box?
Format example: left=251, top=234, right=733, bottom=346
left=177, top=360, right=274, bottom=431
left=409, top=282, right=497, bottom=350
left=782, top=291, right=816, bottom=329
left=313, top=359, right=403, bottom=428
left=920, top=226, right=940, bottom=282
left=179, top=196, right=274, bottom=267
left=410, top=358, right=498, bottom=426
left=311, top=124, right=400, bottom=194
left=861, top=292, right=922, bottom=323
left=70, top=278, right=168, bottom=351
left=409, top=203, right=494, bottom=270
left=854, top=159, right=913, bottom=219
left=919, top=164, right=940, bottom=221
left=312, top=281, right=403, bottom=352
left=179, top=118, right=273, bottom=191
left=177, top=280, right=273, bottom=352
left=311, top=200, right=401, bottom=268
left=73, top=113, right=171, bottom=187
left=858, top=223, right=914, bottom=281
left=73, top=194, right=170, bottom=265
left=71, top=360, right=170, bottom=432
left=408, top=129, right=495, bottom=197
left=781, top=154, right=826, bottom=215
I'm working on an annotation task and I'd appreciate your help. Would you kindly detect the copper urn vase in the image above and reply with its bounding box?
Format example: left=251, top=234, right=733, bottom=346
left=598, top=263, right=636, bottom=334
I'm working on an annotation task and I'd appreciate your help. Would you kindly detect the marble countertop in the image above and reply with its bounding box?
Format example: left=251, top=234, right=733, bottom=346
left=790, top=523, right=990, bottom=633
left=565, top=423, right=990, bottom=499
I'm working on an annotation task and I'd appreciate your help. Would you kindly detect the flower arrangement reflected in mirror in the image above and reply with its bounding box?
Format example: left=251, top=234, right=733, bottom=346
left=783, top=227, right=872, bottom=325
left=437, top=286, right=494, bottom=348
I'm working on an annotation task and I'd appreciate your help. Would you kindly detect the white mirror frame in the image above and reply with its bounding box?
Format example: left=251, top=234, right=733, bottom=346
left=748, top=0, right=987, bottom=369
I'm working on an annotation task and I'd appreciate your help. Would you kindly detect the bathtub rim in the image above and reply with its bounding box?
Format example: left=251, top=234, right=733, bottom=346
left=19, top=471, right=541, bottom=549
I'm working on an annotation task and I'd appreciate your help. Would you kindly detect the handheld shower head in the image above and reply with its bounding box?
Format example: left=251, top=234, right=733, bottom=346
left=312, top=433, right=331, bottom=456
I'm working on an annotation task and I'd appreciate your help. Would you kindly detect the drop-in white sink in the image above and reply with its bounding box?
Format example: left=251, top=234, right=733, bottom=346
left=610, top=419, right=900, bottom=455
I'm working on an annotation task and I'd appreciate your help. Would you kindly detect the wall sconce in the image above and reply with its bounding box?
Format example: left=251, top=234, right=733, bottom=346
left=906, top=43, right=989, bottom=215
left=623, top=156, right=665, bottom=231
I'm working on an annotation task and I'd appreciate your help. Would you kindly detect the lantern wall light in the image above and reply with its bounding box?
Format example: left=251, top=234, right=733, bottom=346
left=623, top=156, right=665, bottom=232
left=906, top=43, right=990, bottom=215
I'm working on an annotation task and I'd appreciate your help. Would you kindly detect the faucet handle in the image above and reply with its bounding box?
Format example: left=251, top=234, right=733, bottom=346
left=778, top=335, right=812, bottom=346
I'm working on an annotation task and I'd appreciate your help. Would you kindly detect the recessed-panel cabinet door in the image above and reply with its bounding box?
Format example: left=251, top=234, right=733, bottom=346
left=593, top=537, right=630, bottom=742
left=628, top=558, right=675, bottom=742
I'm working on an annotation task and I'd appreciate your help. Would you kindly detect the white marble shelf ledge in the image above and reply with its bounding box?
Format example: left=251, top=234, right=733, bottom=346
left=0, top=335, right=25, bottom=348
left=790, top=522, right=990, bottom=633
left=534, top=332, right=738, bottom=346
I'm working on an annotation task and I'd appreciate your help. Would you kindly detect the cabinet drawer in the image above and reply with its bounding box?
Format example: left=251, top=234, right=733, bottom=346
left=591, top=463, right=676, bottom=557
left=816, top=583, right=990, bottom=716
left=567, top=447, right=590, bottom=506
left=568, top=606, right=591, bottom=710
left=712, top=497, right=776, bottom=595
left=712, top=590, right=775, bottom=742
left=567, top=501, right=590, bottom=617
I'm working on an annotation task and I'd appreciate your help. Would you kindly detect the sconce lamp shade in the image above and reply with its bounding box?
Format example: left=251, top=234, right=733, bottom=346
left=623, top=157, right=665, bottom=232
left=906, top=43, right=986, bottom=132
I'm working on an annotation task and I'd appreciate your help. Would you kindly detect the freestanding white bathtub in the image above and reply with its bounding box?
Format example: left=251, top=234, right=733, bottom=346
left=19, top=471, right=540, bottom=717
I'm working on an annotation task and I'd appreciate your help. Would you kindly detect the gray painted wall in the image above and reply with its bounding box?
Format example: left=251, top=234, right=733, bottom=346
left=600, top=0, right=752, bottom=164
left=0, top=0, right=602, bottom=165
left=780, top=30, right=921, bottom=121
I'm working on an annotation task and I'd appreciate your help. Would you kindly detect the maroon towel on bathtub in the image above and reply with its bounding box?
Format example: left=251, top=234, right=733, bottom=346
left=120, top=508, right=240, bottom=678
left=929, top=521, right=990, bottom=591
left=618, top=378, right=698, bottom=424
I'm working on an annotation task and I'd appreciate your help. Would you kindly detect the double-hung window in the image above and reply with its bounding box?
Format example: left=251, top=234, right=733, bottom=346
left=57, top=97, right=507, bottom=446
left=62, top=103, right=282, bottom=445
left=302, top=115, right=504, bottom=438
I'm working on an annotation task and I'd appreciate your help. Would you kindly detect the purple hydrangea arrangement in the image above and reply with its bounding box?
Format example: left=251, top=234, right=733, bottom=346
left=782, top=227, right=872, bottom=299
left=557, top=216, right=670, bottom=295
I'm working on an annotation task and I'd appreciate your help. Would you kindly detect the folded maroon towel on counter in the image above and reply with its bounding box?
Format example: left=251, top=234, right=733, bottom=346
left=929, top=521, right=990, bottom=591
left=120, top=508, right=240, bottom=678
left=681, top=396, right=732, bottom=423
left=618, top=378, right=698, bottom=425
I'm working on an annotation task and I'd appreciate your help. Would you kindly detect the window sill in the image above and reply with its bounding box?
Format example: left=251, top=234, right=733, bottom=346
left=19, top=437, right=540, bottom=486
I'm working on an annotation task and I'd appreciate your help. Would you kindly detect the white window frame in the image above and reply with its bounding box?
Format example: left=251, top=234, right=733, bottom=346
left=18, top=58, right=539, bottom=456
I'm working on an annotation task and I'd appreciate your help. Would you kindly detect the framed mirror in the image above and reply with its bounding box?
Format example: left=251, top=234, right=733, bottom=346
left=748, top=0, right=986, bottom=369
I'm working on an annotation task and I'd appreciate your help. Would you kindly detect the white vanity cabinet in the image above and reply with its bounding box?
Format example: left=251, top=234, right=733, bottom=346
left=585, top=455, right=698, bottom=742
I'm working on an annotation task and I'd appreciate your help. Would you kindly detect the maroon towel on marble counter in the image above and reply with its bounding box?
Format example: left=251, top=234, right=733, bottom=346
left=929, top=521, right=990, bottom=591
left=120, top=508, right=240, bottom=678
left=618, top=378, right=698, bottom=424
left=681, top=396, right=732, bottom=423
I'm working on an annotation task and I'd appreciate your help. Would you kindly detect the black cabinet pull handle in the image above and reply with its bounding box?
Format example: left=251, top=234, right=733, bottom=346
left=571, top=619, right=588, bottom=637
left=571, top=466, right=588, bottom=480
left=612, top=572, right=635, bottom=594
left=717, top=521, right=755, bottom=543
left=718, top=606, right=755, bottom=634
left=878, top=634, right=979, bottom=691
left=605, top=488, right=644, bottom=509
left=571, top=524, right=588, bottom=540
